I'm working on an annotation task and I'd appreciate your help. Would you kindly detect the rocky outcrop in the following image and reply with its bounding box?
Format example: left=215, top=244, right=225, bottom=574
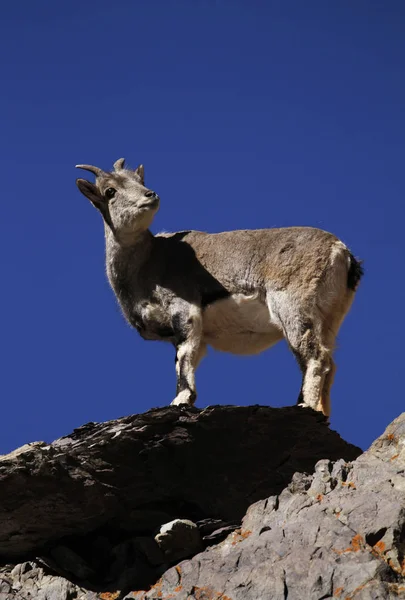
left=1, top=405, right=403, bottom=599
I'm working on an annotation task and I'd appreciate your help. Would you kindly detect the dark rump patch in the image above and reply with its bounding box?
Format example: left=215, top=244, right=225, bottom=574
left=347, top=253, right=364, bottom=291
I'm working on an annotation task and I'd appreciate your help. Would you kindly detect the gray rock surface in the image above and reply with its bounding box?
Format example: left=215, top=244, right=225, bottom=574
left=1, top=406, right=403, bottom=599
left=0, top=562, right=94, bottom=600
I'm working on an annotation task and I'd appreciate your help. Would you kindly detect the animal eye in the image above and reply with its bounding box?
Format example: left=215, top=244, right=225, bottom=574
left=105, top=188, right=116, bottom=199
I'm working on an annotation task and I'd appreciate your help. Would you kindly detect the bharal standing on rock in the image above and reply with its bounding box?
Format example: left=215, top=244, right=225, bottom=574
left=76, top=158, right=363, bottom=417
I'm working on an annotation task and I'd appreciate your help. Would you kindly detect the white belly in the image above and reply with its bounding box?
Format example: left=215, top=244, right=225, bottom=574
left=202, top=293, right=284, bottom=355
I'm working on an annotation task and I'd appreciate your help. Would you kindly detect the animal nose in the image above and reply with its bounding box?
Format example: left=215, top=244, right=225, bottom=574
left=145, top=190, right=158, bottom=199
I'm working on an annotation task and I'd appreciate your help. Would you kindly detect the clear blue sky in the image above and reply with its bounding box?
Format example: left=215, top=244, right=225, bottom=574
left=1, top=1, right=404, bottom=453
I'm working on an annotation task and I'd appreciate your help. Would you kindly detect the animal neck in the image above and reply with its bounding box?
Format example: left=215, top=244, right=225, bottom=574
left=105, top=226, right=154, bottom=270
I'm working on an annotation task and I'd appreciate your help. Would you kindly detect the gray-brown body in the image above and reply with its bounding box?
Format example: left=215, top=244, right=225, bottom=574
left=76, top=159, right=363, bottom=416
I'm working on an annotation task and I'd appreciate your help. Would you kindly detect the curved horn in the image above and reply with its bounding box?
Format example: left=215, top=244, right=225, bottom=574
left=113, top=158, right=126, bottom=171
left=75, top=164, right=104, bottom=177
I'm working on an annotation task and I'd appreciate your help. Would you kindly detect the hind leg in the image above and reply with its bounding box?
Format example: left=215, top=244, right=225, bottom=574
left=316, top=313, right=346, bottom=417
left=319, top=358, right=336, bottom=417
left=292, top=326, right=332, bottom=415
left=269, top=297, right=333, bottom=415
left=292, top=319, right=340, bottom=416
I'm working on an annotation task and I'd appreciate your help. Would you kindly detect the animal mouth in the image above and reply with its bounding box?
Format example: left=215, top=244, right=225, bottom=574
left=140, top=197, right=159, bottom=209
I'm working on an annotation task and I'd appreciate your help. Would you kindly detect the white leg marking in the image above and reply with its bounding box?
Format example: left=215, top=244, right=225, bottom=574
left=171, top=389, right=195, bottom=406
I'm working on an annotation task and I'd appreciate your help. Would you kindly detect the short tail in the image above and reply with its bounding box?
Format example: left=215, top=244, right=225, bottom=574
left=347, top=253, right=364, bottom=291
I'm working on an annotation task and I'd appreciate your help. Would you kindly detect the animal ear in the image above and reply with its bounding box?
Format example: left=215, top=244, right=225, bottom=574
left=133, top=164, right=145, bottom=185
left=76, top=178, right=104, bottom=209
left=113, top=158, right=125, bottom=172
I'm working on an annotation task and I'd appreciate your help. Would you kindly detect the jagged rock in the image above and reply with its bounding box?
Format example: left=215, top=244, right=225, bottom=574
left=202, top=525, right=240, bottom=546
left=196, top=518, right=237, bottom=538
left=3, top=403, right=394, bottom=599
left=123, top=412, right=405, bottom=600
left=155, top=520, right=202, bottom=562
left=0, top=561, right=93, bottom=600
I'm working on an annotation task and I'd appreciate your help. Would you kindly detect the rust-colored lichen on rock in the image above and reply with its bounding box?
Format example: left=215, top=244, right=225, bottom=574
left=341, top=481, right=356, bottom=489
left=385, top=556, right=405, bottom=577
left=192, top=587, right=233, bottom=600
left=130, top=577, right=164, bottom=600
left=98, top=593, right=120, bottom=600
left=230, top=528, right=252, bottom=545
left=333, top=586, right=343, bottom=596
left=345, top=583, right=367, bottom=599
left=149, top=578, right=163, bottom=599
left=333, top=533, right=365, bottom=555
left=373, top=540, right=386, bottom=553
left=351, top=534, right=364, bottom=552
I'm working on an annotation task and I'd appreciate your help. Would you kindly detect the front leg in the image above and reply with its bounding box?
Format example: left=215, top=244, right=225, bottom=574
left=171, top=305, right=206, bottom=406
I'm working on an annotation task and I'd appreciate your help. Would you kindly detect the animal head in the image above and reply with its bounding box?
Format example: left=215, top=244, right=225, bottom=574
left=76, top=158, right=159, bottom=242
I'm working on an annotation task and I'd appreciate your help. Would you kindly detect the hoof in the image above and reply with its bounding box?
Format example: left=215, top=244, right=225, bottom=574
left=171, top=390, right=195, bottom=407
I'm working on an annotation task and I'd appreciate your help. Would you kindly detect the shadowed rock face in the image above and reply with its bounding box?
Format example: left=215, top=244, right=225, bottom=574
left=2, top=406, right=403, bottom=599
left=0, top=405, right=359, bottom=559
